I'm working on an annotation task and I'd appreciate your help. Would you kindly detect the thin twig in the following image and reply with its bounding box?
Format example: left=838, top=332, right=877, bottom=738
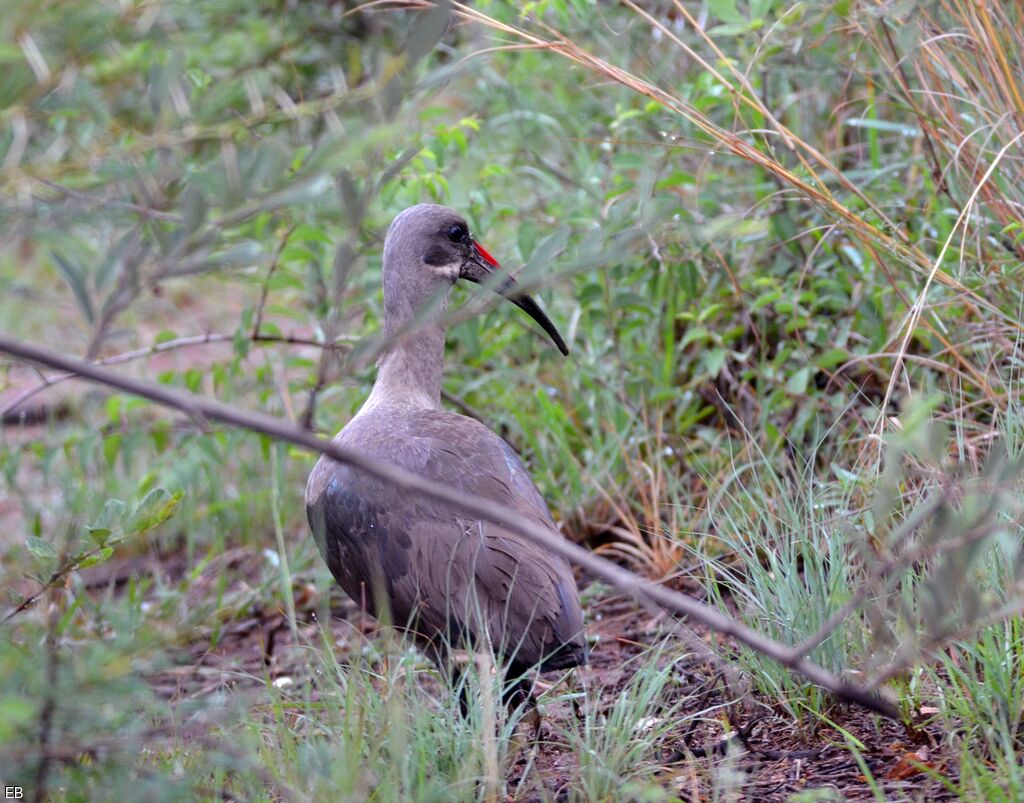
left=32, top=178, right=182, bottom=223
left=31, top=592, right=60, bottom=803
left=0, top=333, right=900, bottom=719
left=252, top=224, right=298, bottom=339
left=791, top=493, right=948, bottom=661
left=863, top=519, right=1012, bottom=689
left=1, top=331, right=356, bottom=421
left=873, top=587, right=1024, bottom=691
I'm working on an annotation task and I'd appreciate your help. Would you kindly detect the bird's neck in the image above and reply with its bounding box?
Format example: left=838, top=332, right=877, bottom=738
left=365, top=295, right=447, bottom=410
left=367, top=325, right=445, bottom=409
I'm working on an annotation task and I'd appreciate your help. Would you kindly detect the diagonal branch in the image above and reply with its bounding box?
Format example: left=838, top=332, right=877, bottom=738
left=0, top=332, right=899, bottom=720
left=0, top=331, right=356, bottom=422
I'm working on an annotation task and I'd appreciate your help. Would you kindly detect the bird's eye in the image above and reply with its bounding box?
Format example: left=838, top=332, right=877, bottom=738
left=446, top=224, right=469, bottom=243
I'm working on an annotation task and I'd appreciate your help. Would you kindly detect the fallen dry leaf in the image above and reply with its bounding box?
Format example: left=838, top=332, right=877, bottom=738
left=886, top=748, right=935, bottom=781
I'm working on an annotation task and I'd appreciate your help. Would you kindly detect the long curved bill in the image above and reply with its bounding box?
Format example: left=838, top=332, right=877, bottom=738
left=459, top=240, right=569, bottom=356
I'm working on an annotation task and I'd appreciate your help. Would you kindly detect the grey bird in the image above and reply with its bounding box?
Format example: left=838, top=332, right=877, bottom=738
left=305, top=204, right=587, bottom=709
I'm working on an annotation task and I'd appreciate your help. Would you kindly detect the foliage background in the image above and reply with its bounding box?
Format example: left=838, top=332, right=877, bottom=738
left=2, top=0, right=1024, bottom=799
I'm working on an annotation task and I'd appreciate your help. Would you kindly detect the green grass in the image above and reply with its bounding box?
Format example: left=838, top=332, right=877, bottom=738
left=701, top=444, right=865, bottom=722
left=932, top=616, right=1024, bottom=799
left=568, top=646, right=690, bottom=800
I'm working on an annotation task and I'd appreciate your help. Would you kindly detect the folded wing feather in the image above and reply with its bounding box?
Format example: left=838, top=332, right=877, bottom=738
left=305, top=407, right=586, bottom=672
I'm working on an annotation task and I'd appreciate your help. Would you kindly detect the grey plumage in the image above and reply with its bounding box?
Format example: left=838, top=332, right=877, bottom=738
left=306, top=204, right=586, bottom=683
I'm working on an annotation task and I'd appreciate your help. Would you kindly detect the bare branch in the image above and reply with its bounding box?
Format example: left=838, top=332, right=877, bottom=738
left=32, top=178, right=182, bottom=223
left=791, top=493, right=949, bottom=661
left=252, top=224, right=298, bottom=340
left=0, top=333, right=900, bottom=719
left=1, top=331, right=356, bottom=421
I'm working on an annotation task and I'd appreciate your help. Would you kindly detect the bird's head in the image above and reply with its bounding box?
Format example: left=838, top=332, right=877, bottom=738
left=382, top=204, right=568, bottom=355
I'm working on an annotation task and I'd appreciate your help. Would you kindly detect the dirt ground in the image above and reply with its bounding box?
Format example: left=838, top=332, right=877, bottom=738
left=83, top=547, right=958, bottom=802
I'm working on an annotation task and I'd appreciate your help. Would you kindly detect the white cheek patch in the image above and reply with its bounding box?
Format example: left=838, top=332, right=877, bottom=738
left=429, top=261, right=461, bottom=281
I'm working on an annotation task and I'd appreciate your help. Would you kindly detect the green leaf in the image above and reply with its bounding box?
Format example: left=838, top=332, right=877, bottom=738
left=703, top=348, right=727, bottom=377
left=77, top=547, right=114, bottom=569
left=88, top=498, right=126, bottom=546
left=130, top=488, right=184, bottom=535
left=786, top=366, right=811, bottom=395
left=106, top=395, right=124, bottom=423
left=844, top=117, right=920, bottom=137
left=87, top=527, right=112, bottom=547
left=0, top=43, right=26, bottom=63
left=150, top=423, right=170, bottom=454
left=655, top=170, right=696, bottom=190
left=52, top=251, right=95, bottom=324
left=707, top=0, right=745, bottom=24
left=612, top=152, right=647, bottom=170
left=0, top=696, right=36, bottom=740
left=752, top=290, right=781, bottom=311
left=26, top=536, right=57, bottom=559
left=524, top=226, right=570, bottom=276
left=614, top=291, right=652, bottom=313
left=204, top=240, right=263, bottom=269
left=103, top=433, right=122, bottom=466
left=816, top=348, right=850, bottom=370
left=681, top=326, right=712, bottom=348
left=184, top=368, right=203, bottom=393
left=233, top=323, right=251, bottom=359
left=709, top=22, right=750, bottom=35
left=181, top=184, right=209, bottom=234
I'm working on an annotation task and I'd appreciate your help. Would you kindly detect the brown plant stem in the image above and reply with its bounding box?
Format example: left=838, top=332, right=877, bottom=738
left=1, top=331, right=355, bottom=421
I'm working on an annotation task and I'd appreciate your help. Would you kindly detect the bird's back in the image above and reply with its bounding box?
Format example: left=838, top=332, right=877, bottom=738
left=306, top=405, right=587, bottom=672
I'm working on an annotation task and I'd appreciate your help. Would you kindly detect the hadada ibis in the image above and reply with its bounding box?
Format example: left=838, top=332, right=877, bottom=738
left=305, top=204, right=587, bottom=708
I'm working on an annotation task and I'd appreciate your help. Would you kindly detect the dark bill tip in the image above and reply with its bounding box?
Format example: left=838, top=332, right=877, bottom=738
left=509, top=293, right=570, bottom=356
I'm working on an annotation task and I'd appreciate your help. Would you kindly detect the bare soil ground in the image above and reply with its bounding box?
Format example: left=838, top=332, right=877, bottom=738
left=77, top=548, right=958, bottom=802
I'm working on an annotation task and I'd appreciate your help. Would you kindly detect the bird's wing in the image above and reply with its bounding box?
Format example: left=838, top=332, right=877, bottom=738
left=306, top=408, right=586, bottom=671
